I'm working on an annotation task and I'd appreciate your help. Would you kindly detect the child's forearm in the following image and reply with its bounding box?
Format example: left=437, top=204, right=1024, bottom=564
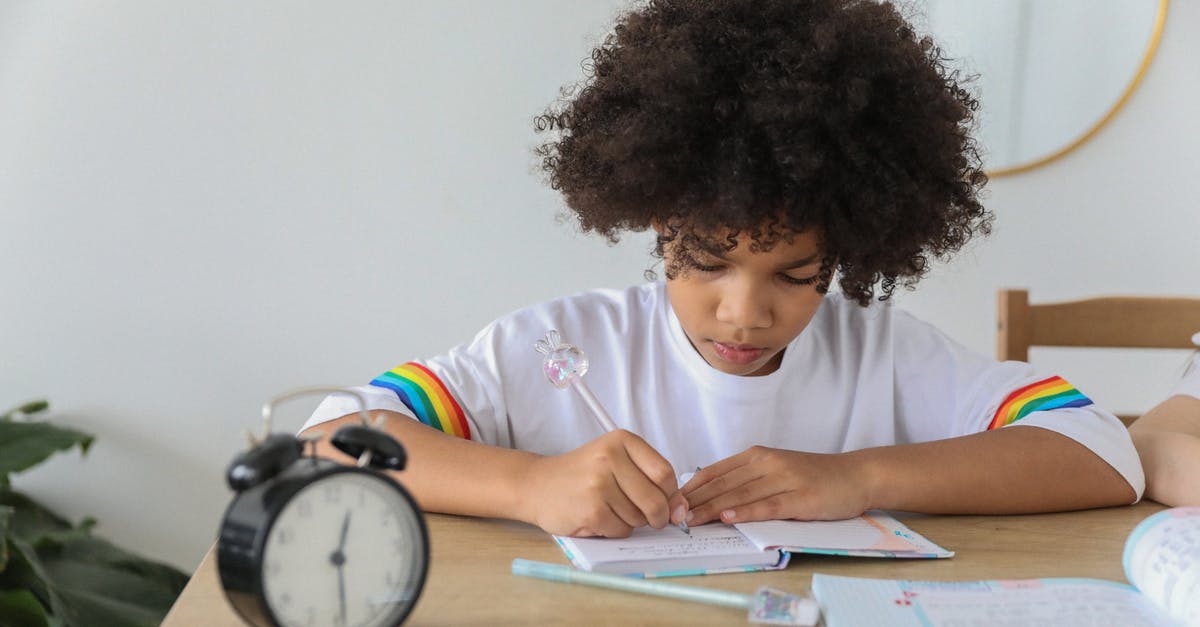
left=1129, top=395, right=1200, bottom=506
left=305, top=411, right=542, bottom=524
left=1130, top=394, right=1200, bottom=437
left=852, top=426, right=1137, bottom=514
left=1131, top=430, right=1200, bottom=506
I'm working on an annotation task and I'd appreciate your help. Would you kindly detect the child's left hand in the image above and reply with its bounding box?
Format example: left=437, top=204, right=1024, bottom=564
left=679, top=446, right=873, bottom=525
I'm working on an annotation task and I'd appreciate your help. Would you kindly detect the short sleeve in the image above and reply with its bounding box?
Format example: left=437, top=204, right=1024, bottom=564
left=302, top=385, right=417, bottom=432
left=974, top=373, right=1144, bottom=502
left=891, top=310, right=1144, bottom=501
left=302, top=318, right=512, bottom=445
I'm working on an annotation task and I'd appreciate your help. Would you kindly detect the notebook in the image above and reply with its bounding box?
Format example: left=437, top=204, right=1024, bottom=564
left=553, top=510, right=952, bottom=578
left=811, top=507, right=1200, bottom=627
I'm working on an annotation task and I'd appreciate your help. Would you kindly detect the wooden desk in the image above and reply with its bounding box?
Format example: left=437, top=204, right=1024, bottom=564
left=164, top=503, right=1165, bottom=626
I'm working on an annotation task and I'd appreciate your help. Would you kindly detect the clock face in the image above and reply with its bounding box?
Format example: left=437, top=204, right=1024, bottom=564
left=259, top=471, right=426, bottom=627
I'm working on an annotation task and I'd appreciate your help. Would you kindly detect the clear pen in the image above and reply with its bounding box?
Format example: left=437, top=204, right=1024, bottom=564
left=536, top=330, right=691, bottom=535
left=511, top=559, right=820, bottom=626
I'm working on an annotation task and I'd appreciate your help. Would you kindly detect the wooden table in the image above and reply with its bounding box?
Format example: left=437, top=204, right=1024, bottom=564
left=163, top=503, right=1165, bottom=626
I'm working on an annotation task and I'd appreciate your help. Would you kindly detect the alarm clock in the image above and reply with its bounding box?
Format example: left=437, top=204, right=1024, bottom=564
left=217, top=387, right=429, bottom=627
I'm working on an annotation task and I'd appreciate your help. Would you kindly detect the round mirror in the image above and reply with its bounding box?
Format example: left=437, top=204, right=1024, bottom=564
left=915, top=0, right=1167, bottom=176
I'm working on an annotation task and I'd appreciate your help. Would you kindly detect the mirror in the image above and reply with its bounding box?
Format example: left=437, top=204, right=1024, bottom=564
left=914, top=0, right=1167, bottom=176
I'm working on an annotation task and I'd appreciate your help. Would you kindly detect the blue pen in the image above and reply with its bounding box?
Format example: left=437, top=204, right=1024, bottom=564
left=511, top=559, right=820, bottom=625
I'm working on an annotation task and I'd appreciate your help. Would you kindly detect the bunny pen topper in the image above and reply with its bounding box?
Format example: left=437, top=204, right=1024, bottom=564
left=536, top=330, right=696, bottom=536
left=534, top=329, right=618, bottom=432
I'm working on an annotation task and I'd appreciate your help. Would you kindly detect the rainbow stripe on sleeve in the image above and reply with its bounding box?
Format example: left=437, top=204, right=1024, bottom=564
left=369, top=362, right=472, bottom=439
left=987, top=375, right=1094, bottom=430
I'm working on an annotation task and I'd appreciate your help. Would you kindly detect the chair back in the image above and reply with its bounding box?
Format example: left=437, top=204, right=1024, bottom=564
left=996, top=289, right=1200, bottom=424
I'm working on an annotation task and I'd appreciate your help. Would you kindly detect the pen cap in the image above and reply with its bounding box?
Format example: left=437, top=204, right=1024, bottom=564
left=748, top=586, right=820, bottom=626
left=534, top=330, right=590, bottom=389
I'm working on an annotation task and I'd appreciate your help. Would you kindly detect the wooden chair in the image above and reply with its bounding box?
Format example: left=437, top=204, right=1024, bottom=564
left=996, top=289, right=1200, bottom=424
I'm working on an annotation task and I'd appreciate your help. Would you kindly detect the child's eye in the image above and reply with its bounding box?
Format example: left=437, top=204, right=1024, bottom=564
left=779, top=273, right=819, bottom=286
left=689, top=260, right=725, bottom=273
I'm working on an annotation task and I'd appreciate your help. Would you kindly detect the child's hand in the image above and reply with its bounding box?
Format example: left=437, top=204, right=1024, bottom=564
left=520, top=430, right=685, bottom=538
left=681, top=447, right=871, bottom=525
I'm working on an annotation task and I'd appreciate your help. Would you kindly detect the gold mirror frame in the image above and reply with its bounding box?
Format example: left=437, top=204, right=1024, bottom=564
left=989, top=0, right=1169, bottom=177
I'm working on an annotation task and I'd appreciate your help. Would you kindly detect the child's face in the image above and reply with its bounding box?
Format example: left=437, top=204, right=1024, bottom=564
left=665, top=229, right=826, bottom=377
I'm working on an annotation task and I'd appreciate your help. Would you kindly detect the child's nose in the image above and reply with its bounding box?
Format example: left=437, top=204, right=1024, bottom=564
left=715, top=283, right=772, bottom=329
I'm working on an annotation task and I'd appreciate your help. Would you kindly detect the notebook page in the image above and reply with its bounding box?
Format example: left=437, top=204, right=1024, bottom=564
left=555, top=523, right=774, bottom=574
left=734, top=511, right=952, bottom=557
left=811, top=575, right=1177, bottom=627
left=1123, top=507, right=1200, bottom=625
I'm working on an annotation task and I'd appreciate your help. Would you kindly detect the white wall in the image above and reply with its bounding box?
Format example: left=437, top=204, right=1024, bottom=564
left=892, top=0, right=1200, bottom=412
left=2, top=2, right=1196, bottom=572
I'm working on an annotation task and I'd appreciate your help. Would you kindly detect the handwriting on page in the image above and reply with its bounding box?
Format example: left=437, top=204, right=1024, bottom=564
left=564, top=523, right=761, bottom=562
left=611, top=525, right=759, bottom=559
left=902, top=581, right=1169, bottom=626
left=1125, top=507, right=1200, bottom=624
left=813, top=576, right=1174, bottom=627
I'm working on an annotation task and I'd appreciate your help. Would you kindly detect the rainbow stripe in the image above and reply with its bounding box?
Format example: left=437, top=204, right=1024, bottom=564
left=370, top=362, right=471, bottom=439
left=988, top=376, right=1093, bottom=430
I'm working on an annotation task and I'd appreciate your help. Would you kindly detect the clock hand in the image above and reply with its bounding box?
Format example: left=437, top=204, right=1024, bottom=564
left=337, top=562, right=347, bottom=625
left=338, top=510, right=351, bottom=551
left=332, top=510, right=351, bottom=624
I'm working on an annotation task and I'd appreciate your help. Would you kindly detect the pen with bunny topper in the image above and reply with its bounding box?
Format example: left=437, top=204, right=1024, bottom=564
left=535, top=329, right=690, bottom=535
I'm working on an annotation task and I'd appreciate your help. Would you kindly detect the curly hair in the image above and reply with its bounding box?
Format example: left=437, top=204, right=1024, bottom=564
left=535, top=0, right=990, bottom=305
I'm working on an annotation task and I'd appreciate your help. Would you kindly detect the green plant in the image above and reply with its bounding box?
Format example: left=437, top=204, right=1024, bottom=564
left=0, top=400, right=188, bottom=627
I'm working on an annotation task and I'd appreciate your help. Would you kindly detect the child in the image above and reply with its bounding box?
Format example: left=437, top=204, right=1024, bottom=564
left=1129, top=335, right=1200, bottom=506
left=304, top=0, right=1141, bottom=538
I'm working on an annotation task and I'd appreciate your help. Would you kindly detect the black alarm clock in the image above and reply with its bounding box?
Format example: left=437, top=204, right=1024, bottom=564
left=217, top=388, right=429, bottom=627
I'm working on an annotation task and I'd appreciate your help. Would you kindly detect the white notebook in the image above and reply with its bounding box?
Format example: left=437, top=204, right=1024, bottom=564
left=812, top=507, right=1200, bottom=627
left=554, top=510, right=952, bottom=577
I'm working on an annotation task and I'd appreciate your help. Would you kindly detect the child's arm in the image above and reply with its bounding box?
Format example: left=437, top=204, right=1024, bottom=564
left=1129, top=394, right=1200, bottom=507
left=303, top=411, right=685, bottom=538
left=680, top=425, right=1135, bottom=525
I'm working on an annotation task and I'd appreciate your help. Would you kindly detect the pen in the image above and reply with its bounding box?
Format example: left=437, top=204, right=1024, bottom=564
left=511, top=559, right=820, bottom=626
left=536, top=330, right=690, bottom=535
left=566, top=373, right=619, bottom=432
left=675, top=467, right=702, bottom=536
left=572, top=373, right=691, bottom=536
left=513, top=558, right=745, bottom=607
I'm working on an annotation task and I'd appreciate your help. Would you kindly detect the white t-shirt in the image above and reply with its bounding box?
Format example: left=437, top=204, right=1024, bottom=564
left=307, top=283, right=1144, bottom=497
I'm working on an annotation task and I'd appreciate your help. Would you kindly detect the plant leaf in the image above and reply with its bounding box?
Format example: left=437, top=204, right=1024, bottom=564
left=0, top=400, right=49, bottom=421
left=0, top=492, right=72, bottom=546
left=0, top=587, right=50, bottom=627
left=3, top=526, right=187, bottom=627
left=0, top=539, right=61, bottom=622
left=0, top=422, right=94, bottom=486
left=36, top=534, right=188, bottom=627
left=0, top=506, right=10, bottom=572
left=0, top=403, right=187, bottom=626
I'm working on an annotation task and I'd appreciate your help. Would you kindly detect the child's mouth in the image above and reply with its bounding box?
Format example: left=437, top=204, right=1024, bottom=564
left=712, top=341, right=765, bottom=365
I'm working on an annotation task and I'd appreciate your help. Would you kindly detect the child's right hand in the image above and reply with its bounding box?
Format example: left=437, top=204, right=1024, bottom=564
left=519, top=429, right=684, bottom=538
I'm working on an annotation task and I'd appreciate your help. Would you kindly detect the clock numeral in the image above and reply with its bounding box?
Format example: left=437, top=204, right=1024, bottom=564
left=280, top=592, right=292, bottom=607
left=392, top=536, right=408, bottom=555
left=267, top=558, right=282, bottom=576
left=358, top=487, right=367, bottom=506
left=276, top=527, right=292, bottom=545
left=323, top=483, right=341, bottom=503
left=296, top=499, right=312, bottom=518
left=384, top=570, right=396, bottom=587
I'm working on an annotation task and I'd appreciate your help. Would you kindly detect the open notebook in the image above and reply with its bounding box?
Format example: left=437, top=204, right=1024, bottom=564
left=554, top=510, right=952, bottom=577
left=811, top=507, right=1200, bottom=627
